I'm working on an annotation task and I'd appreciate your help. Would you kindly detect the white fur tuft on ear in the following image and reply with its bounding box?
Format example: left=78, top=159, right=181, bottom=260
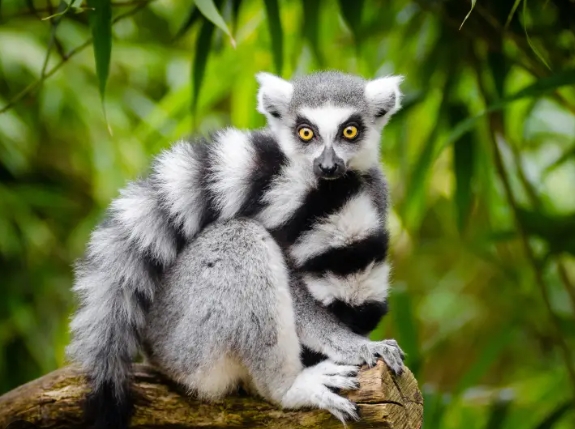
left=256, top=72, right=293, bottom=119
left=364, top=75, right=404, bottom=122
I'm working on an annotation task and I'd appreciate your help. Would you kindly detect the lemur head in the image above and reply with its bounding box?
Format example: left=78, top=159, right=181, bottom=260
left=256, top=71, right=403, bottom=179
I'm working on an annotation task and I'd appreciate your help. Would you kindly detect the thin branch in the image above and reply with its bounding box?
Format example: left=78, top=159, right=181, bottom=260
left=4, top=0, right=152, bottom=20
left=0, top=0, right=155, bottom=115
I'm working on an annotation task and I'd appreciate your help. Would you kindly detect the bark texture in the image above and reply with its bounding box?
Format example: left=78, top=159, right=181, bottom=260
left=0, top=360, right=422, bottom=429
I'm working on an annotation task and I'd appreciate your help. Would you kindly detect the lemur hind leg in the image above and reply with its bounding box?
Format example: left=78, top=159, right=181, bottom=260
left=145, top=218, right=360, bottom=422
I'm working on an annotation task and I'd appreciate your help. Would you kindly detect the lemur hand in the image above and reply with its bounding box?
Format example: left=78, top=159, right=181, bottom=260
left=331, top=339, right=405, bottom=376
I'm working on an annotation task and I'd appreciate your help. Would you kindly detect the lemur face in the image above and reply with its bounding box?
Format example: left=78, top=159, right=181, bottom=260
left=256, top=71, right=403, bottom=179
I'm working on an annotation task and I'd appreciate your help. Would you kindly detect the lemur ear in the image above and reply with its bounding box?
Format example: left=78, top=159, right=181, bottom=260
left=364, top=75, right=403, bottom=124
left=256, top=72, right=293, bottom=119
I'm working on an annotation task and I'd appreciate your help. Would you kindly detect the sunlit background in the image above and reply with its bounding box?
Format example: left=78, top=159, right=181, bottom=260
left=1, top=0, right=575, bottom=427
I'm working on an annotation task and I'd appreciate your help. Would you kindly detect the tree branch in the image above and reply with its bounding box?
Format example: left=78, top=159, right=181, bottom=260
left=0, top=361, right=423, bottom=429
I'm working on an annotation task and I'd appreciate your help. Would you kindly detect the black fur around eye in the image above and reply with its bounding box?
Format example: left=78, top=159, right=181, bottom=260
left=338, top=115, right=365, bottom=142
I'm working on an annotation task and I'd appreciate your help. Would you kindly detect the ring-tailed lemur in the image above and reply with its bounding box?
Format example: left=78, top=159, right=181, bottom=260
left=67, top=71, right=404, bottom=428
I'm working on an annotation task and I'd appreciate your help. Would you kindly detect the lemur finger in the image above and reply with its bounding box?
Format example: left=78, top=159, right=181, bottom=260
left=315, top=360, right=359, bottom=377
left=321, top=374, right=360, bottom=390
left=359, top=344, right=378, bottom=367
left=383, top=339, right=406, bottom=361
left=379, top=347, right=404, bottom=376
left=324, top=394, right=360, bottom=423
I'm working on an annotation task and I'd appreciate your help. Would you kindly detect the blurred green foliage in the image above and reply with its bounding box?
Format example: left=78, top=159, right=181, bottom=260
left=1, top=0, right=575, bottom=428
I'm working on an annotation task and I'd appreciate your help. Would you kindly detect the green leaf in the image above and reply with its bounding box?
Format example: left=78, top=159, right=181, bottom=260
left=231, top=0, right=243, bottom=35
left=402, top=118, right=441, bottom=229
left=390, top=287, right=421, bottom=376
left=450, top=103, right=476, bottom=233
left=338, top=0, right=364, bottom=41
left=459, top=0, right=477, bottom=30
left=485, top=392, right=513, bottom=429
left=505, top=0, right=523, bottom=28
left=192, top=19, right=216, bottom=113
left=301, top=0, right=323, bottom=66
left=173, top=6, right=202, bottom=41
left=487, top=51, right=510, bottom=100
left=534, top=401, right=574, bottom=429
left=195, top=0, right=235, bottom=47
left=86, top=0, right=112, bottom=101
left=523, top=0, right=551, bottom=70
left=423, top=390, right=450, bottom=429
left=263, top=0, right=283, bottom=75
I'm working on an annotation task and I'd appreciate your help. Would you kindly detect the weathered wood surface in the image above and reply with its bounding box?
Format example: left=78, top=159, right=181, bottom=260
left=0, top=360, right=423, bottom=429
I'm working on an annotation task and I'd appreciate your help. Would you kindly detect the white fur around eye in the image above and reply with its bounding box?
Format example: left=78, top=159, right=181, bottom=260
left=298, top=105, right=357, bottom=144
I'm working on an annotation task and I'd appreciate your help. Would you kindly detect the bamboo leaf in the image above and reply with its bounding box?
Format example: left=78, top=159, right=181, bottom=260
left=231, top=0, right=243, bottom=35
left=485, top=392, right=513, bottom=429
left=192, top=19, right=216, bottom=113
left=505, top=0, right=523, bottom=28
left=390, top=287, right=421, bottom=376
left=402, top=118, right=441, bottom=229
left=195, top=0, right=235, bottom=47
left=459, top=0, right=477, bottom=30
left=338, top=0, right=364, bottom=41
left=173, top=6, right=202, bottom=41
left=450, top=103, right=476, bottom=233
left=263, top=0, right=283, bottom=75
left=301, top=0, right=323, bottom=66
left=534, top=401, right=574, bottom=429
left=522, top=0, right=551, bottom=70
left=86, top=0, right=112, bottom=101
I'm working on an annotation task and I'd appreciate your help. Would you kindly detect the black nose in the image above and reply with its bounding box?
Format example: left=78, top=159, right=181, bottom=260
left=319, top=163, right=338, bottom=175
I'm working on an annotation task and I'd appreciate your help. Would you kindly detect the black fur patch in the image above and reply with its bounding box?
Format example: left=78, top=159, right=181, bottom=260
left=133, top=289, right=152, bottom=314
left=327, top=300, right=388, bottom=335
left=362, top=168, right=388, bottom=219
left=238, top=132, right=287, bottom=217
left=299, top=230, right=389, bottom=276
left=300, top=347, right=328, bottom=367
left=375, top=108, right=388, bottom=117
left=336, top=113, right=367, bottom=141
left=195, top=140, right=221, bottom=229
left=271, top=171, right=364, bottom=246
left=84, top=380, right=134, bottom=429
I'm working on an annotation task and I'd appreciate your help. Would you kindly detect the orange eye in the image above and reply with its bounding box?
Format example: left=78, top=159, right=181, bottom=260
left=342, top=125, right=358, bottom=140
left=298, top=127, right=314, bottom=142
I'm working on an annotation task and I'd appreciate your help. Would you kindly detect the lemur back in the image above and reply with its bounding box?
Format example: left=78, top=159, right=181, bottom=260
left=67, top=70, right=404, bottom=429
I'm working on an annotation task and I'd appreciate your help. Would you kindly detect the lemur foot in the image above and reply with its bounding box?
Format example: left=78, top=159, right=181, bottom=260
left=333, top=339, right=405, bottom=376
left=282, top=360, right=360, bottom=422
